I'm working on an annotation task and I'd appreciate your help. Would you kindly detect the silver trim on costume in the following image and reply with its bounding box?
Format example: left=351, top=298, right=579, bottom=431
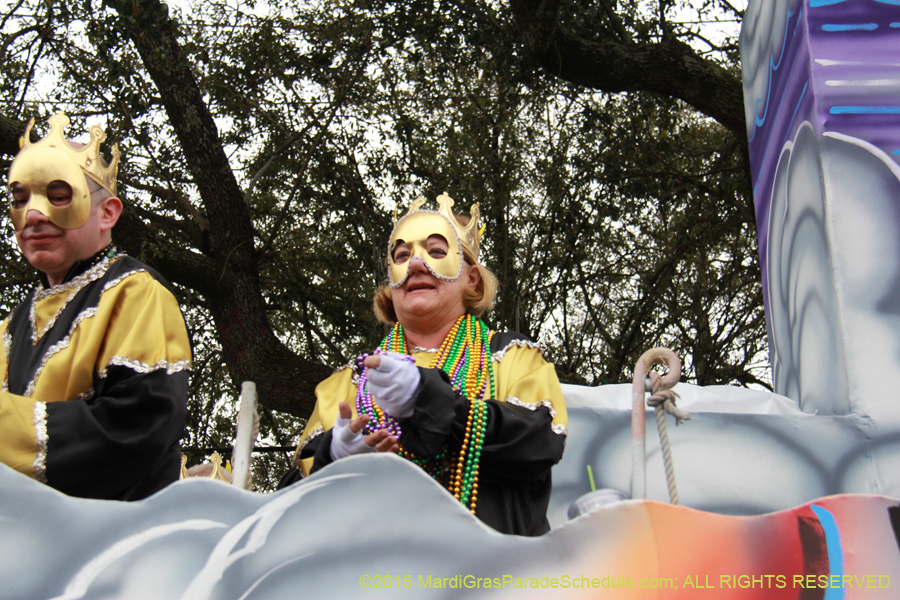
left=101, top=269, right=146, bottom=294
left=72, top=387, right=94, bottom=402
left=25, top=307, right=98, bottom=397
left=33, top=256, right=115, bottom=301
left=30, top=256, right=119, bottom=343
left=504, top=395, right=565, bottom=435
left=491, top=339, right=543, bottom=362
left=503, top=395, right=557, bottom=418
left=294, top=426, right=325, bottom=466
left=331, top=362, right=357, bottom=384
left=33, top=401, right=48, bottom=483
left=551, top=423, right=568, bottom=436
left=333, top=362, right=354, bottom=374
left=1, top=325, right=10, bottom=392
left=2, top=323, right=10, bottom=359
left=100, top=356, right=192, bottom=377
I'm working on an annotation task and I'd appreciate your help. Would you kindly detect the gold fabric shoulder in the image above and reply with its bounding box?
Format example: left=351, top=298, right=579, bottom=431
left=292, top=366, right=356, bottom=476
left=30, top=269, right=191, bottom=403
left=493, top=342, right=568, bottom=433
left=93, top=271, right=191, bottom=373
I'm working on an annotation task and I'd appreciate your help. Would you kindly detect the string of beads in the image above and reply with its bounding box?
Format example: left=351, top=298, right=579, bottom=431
left=354, top=314, right=494, bottom=513
left=84, top=244, right=117, bottom=269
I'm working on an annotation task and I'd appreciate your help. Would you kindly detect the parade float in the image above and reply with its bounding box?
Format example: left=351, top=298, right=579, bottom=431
left=3, top=0, right=900, bottom=597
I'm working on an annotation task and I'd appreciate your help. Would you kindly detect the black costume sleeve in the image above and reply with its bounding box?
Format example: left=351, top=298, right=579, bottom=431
left=277, top=428, right=334, bottom=487
left=398, top=367, right=564, bottom=482
left=46, top=367, right=189, bottom=501
left=304, top=430, right=335, bottom=474
left=397, top=361, right=566, bottom=536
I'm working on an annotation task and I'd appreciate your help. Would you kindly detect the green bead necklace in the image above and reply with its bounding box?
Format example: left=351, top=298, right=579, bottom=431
left=372, top=314, right=494, bottom=513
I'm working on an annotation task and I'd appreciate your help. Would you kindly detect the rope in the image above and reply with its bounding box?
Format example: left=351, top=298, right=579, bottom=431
left=644, top=371, right=691, bottom=505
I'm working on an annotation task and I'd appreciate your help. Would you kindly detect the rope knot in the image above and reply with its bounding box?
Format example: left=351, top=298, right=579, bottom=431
left=644, top=373, right=691, bottom=425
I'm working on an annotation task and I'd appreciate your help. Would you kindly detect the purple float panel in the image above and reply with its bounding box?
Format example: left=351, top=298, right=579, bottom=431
left=742, top=0, right=900, bottom=421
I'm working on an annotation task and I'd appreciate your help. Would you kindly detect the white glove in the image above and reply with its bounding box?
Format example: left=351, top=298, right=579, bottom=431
left=330, top=412, right=375, bottom=461
left=365, top=351, right=421, bottom=418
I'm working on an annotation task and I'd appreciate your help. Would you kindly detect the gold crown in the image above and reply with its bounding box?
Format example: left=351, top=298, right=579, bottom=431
left=180, top=452, right=233, bottom=483
left=20, top=112, right=119, bottom=196
left=406, top=192, right=483, bottom=262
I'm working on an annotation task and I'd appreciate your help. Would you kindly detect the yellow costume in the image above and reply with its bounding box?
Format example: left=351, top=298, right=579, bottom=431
left=280, top=332, right=567, bottom=535
left=0, top=248, right=191, bottom=499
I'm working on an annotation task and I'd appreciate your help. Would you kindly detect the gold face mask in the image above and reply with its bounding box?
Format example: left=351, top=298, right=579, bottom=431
left=388, top=211, right=464, bottom=287
left=8, top=146, right=92, bottom=231
left=7, top=112, right=119, bottom=232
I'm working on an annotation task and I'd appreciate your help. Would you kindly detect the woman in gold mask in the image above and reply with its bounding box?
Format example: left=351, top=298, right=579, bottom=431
left=279, top=194, right=567, bottom=536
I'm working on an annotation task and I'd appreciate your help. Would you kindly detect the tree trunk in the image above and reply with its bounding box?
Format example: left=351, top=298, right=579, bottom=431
left=107, top=0, right=330, bottom=418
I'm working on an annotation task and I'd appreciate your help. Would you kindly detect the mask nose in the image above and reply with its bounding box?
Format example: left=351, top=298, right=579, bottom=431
left=24, top=208, right=51, bottom=226
left=407, top=255, right=428, bottom=275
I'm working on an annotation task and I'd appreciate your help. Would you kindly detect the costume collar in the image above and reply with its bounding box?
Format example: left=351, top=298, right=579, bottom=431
left=38, top=244, right=117, bottom=288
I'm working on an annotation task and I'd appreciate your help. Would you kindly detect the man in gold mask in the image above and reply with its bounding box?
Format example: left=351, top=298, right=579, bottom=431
left=0, top=112, right=191, bottom=500
left=279, top=194, right=567, bottom=536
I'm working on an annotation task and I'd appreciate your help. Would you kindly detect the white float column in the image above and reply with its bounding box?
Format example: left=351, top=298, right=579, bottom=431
left=742, top=0, right=900, bottom=422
